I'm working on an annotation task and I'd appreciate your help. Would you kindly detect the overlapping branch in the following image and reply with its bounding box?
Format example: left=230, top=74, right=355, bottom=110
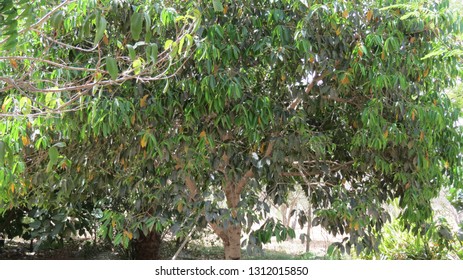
left=0, top=11, right=199, bottom=118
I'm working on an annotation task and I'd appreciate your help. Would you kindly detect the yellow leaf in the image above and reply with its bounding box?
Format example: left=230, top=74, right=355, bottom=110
left=21, top=135, right=30, bottom=146
left=335, top=27, right=341, bottom=36
left=124, top=230, right=133, bottom=240
left=444, top=161, right=449, bottom=169
left=10, top=183, right=15, bottom=193
left=140, top=94, right=149, bottom=108
left=199, top=130, right=206, bottom=138
left=342, top=10, right=349, bottom=18
left=366, top=10, right=373, bottom=22
left=140, top=135, right=148, bottom=148
left=111, top=220, right=116, bottom=227
left=423, top=68, right=429, bottom=78
left=131, top=114, right=136, bottom=125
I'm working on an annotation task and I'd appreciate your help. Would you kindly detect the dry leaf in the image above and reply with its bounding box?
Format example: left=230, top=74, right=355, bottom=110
left=21, top=136, right=30, bottom=146
left=366, top=10, right=373, bottom=21
left=140, top=94, right=149, bottom=108
left=140, top=135, right=148, bottom=148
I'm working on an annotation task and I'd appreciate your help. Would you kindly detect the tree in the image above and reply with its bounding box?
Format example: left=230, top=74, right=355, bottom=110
left=1, top=0, right=463, bottom=260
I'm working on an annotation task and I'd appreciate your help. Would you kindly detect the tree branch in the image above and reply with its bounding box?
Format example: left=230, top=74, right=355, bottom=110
left=209, top=222, right=229, bottom=245
left=235, top=169, right=254, bottom=195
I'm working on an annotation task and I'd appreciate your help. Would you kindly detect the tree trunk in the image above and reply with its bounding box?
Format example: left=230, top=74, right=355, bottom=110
left=305, top=204, right=312, bottom=253
left=223, top=225, right=242, bottom=260
left=132, top=230, right=162, bottom=259
left=281, top=204, right=289, bottom=227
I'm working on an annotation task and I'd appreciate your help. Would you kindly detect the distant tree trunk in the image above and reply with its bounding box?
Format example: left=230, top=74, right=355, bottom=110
left=281, top=204, right=289, bottom=227
left=132, top=230, right=162, bottom=259
left=306, top=203, right=312, bottom=253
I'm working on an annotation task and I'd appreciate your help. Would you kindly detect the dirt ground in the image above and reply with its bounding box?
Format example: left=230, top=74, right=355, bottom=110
left=0, top=224, right=339, bottom=260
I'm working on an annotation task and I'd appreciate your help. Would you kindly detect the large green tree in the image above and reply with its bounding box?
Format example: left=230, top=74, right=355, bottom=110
left=1, top=0, right=462, bottom=259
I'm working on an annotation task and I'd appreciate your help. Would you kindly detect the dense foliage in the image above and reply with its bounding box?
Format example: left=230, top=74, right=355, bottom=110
left=1, top=0, right=462, bottom=259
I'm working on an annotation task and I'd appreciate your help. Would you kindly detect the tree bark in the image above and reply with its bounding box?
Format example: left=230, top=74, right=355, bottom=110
left=132, top=230, right=162, bottom=259
left=305, top=204, right=312, bottom=253
left=223, top=224, right=242, bottom=260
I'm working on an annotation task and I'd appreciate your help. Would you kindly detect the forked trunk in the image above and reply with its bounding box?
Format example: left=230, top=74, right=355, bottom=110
left=132, top=230, right=162, bottom=259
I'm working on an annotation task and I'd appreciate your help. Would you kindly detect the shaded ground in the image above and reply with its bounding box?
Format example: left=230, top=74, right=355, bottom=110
left=0, top=222, right=340, bottom=260
left=0, top=238, right=122, bottom=260
left=0, top=235, right=326, bottom=260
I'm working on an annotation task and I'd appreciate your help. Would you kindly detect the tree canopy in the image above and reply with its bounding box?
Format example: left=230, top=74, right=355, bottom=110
left=1, top=0, right=462, bottom=259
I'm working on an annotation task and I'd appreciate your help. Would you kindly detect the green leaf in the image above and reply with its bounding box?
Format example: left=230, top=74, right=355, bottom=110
left=52, top=142, right=66, bottom=148
left=164, top=39, right=173, bottom=50
left=212, top=0, right=223, bottom=13
left=106, top=56, right=119, bottom=80
left=0, top=141, right=5, bottom=164
left=146, top=43, right=158, bottom=64
left=29, top=220, right=41, bottom=230
left=48, top=146, right=59, bottom=165
left=127, top=45, right=136, bottom=60
left=144, top=12, right=152, bottom=42
left=19, top=96, right=32, bottom=115
left=94, top=14, right=107, bottom=46
left=421, top=48, right=447, bottom=60
left=50, top=10, right=65, bottom=30
left=130, top=12, right=144, bottom=41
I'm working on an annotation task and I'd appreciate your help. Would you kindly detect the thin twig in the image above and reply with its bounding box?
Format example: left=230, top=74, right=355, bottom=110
left=172, top=215, right=201, bottom=260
